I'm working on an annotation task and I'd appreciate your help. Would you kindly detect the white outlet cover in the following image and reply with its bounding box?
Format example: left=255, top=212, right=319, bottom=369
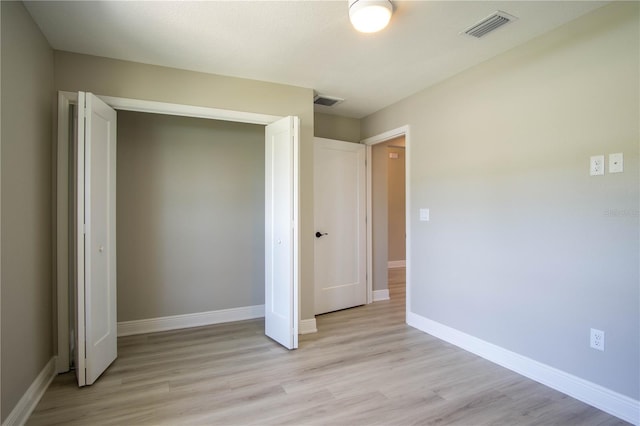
left=590, top=155, right=605, bottom=176
left=609, top=153, right=623, bottom=173
left=419, top=208, right=429, bottom=222
left=590, top=328, right=605, bottom=351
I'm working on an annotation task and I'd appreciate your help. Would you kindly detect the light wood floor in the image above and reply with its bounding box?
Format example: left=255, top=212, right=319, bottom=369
left=29, top=268, right=627, bottom=425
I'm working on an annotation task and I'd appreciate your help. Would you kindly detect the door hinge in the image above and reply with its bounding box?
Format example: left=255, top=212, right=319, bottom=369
left=83, top=224, right=86, bottom=234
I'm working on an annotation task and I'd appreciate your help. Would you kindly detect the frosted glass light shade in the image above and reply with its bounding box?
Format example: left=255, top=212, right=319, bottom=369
left=349, top=0, right=393, bottom=33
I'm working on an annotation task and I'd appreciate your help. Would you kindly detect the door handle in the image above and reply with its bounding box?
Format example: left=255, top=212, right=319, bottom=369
left=315, top=232, right=328, bottom=238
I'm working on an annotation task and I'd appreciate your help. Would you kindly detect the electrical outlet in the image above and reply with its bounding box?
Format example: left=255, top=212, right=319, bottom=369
left=590, top=328, right=605, bottom=351
left=590, top=155, right=605, bottom=176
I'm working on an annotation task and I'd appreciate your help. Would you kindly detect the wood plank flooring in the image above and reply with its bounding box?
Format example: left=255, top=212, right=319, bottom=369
left=29, top=268, right=628, bottom=425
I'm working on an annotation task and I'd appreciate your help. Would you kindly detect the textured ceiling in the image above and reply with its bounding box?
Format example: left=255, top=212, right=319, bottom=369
left=25, top=1, right=607, bottom=118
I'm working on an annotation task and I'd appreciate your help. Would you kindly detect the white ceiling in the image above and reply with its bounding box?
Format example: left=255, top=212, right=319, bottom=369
left=25, top=1, right=607, bottom=118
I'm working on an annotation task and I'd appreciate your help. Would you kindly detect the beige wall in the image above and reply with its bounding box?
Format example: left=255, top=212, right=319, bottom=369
left=314, top=112, right=360, bottom=143
left=1, top=2, right=55, bottom=421
left=387, top=145, right=405, bottom=262
left=362, top=2, right=639, bottom=399
left=117, top=111, right=265, bottom=321
left=53, top=51, right=317, bottom=322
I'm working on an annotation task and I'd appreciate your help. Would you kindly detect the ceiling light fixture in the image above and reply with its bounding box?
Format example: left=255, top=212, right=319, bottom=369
left=348, top=0, right=393, bottom=33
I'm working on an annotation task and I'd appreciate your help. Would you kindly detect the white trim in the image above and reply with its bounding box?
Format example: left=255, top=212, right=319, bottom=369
left=76, top=92, right=87, bottom=386
left=118, top=305, right=265, bottom=337
left=366, top=145, right=373, bottom=304
left=388, top=260, right=406, bottom=268
left=404, top=127, right=411, bottom=325
left=407, top=312, right=640, bottom=425
left=373, top=289, right=390, bottom=301
left=56, top=91, right=77, bottom=374
left=2, top=357, right=56, bottom=426
left=293, top=117, right=301, bottom=344
left=362, top=125, right=410, bottom=147
left=299, top=318, right=318, bottom=335
left=98, top=96, right=281, bottom=126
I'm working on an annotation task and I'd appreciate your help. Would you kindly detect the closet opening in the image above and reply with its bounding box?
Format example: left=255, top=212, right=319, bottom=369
left=56, top=92, right=299, bottom=378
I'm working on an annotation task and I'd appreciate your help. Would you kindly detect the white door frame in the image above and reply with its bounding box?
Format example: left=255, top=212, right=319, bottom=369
left=56, top=91, right=77, bottom=373
left=361, top=125, right=410, bottom=321
left=56, top=91, right=287, bottom=373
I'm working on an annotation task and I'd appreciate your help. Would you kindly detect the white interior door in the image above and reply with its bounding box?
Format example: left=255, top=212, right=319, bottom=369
left=314, top=138, right=366, bottom=314
left=76, top=92, right=117, bottom=386
left=265, top=116, right=299, bottom=349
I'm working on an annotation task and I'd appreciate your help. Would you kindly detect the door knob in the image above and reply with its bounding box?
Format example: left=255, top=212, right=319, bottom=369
left=315, top=232, right=328, bottom=238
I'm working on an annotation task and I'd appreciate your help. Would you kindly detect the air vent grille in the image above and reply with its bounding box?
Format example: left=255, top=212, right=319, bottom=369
left=314, top=94, right=344, bottom=107
left=463, top=11, right=517, bottom=38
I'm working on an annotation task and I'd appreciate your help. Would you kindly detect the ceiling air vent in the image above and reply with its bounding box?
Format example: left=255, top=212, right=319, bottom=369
left=462, top=11, right=518, bottom=38
left=314, top=94, right=344, bottom=107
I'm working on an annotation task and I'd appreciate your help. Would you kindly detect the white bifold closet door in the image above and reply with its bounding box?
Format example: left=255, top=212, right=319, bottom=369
left=75, top=92, right=118, bottom=386
left=264, top=116, right=300, bottom=350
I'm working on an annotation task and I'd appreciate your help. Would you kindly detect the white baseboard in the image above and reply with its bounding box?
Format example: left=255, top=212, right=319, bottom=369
left=3, top=357, right=56, bottom=426
left=373, top=289, right=390, bottom=301
left=299, top=318, right=317, bottom=334
left=407, top=312, right=640, bottom=425
left=118, top=305, right=265, bottom=337
left=388, top=260, right=406, bottom=268
left=118, top=305, right=319, bottom=338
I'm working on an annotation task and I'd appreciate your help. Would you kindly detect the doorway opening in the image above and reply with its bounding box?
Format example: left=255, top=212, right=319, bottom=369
left=363, top=126, right=410, bottom=319
left=371, top=136, right=406, bottom=302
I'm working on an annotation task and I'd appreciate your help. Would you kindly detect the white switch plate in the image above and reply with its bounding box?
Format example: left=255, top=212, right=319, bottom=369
left=419, top=208, right=429, bottom=221
left=590, top=155, right=605, bottom=176
left=609, top=153, right=623, bottom=173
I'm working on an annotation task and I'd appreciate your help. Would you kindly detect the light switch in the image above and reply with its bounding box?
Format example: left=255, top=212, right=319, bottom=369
left=609, top=153, right=623, bottom=173
left=419, top=208, right=430, bottom=222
